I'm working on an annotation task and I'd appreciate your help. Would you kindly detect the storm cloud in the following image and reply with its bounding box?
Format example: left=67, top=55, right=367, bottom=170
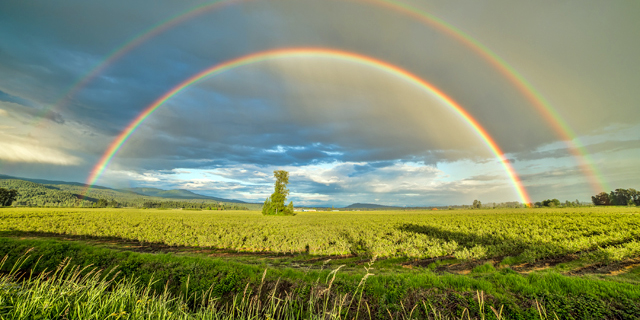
left=0, top=0, right=638, bottom=205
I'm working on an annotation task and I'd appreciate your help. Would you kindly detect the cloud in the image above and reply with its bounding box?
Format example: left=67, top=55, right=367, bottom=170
left=0, top=137, right=81, bottom=165
left=0, top=1, right=637, bottom=205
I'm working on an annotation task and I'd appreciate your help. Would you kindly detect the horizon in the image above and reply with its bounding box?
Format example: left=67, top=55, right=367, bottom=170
left=0, top=1, right=638, bottom=206
left=0, top=173, right=593, bottom=207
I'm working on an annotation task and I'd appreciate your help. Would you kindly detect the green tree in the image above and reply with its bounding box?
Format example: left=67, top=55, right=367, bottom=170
left=95, top=199, right=108, bottom=208
left=629, top=188, right=639, bottom=206
left=0, top=187, right=18, bottom=206
left=262, top=170, right=294, bottom=215
left=592, top=192, right=610, bottom=206
left=542, top=199, right=560, bottom=207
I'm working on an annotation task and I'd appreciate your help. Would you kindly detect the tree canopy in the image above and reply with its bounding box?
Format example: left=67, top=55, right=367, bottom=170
left=262, top=170, right=294, bottom=215
left=0, top=187, right=18, bottom=207
left=592, top=188, right=639, bottom=206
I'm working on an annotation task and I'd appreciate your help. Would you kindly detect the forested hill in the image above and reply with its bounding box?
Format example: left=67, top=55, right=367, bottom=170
left=0, top=176, right=258, bottom=210
left=0, top=179, right=90, bottom=207
left=343, top=203, right=447, bottom=210
left=123, top=187, right=246, bottom=203
left=344, top=203, right=398, bottom=209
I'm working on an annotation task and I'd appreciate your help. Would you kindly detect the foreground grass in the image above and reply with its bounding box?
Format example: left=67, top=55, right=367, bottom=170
left=0, top=237, right=639, bottom=319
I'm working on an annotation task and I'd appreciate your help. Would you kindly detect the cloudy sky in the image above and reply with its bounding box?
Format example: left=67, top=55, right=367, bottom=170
left=0, top=0, right=638, bottom=206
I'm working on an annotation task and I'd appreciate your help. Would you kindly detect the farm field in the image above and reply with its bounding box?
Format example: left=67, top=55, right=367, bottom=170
left=1, top=207, right=640, bottom=319
left=2, top=207, right=640, bottom=263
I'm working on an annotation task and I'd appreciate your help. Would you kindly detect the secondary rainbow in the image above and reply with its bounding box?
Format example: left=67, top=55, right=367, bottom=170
left=85, top=48, right=532, bottom=204
left=34, top=0, right=607, bottom=193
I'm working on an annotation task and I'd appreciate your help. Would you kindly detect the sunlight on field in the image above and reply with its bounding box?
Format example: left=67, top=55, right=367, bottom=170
left=2, top=207, right=639, bottom=262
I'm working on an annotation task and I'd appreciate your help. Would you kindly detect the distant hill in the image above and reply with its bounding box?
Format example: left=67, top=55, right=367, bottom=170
left=343, top=203, right=399, bottom=209
left=0, top=174, right=258, bottom=209
left=123, top=187, right=246, bottom=203
left=0, top=174, right=111, bottom=189
left=343, top=203, right=447, bottom=210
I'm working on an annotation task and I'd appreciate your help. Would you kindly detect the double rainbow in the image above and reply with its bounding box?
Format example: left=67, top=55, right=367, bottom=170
left=26, top=0, right=601, bottom=201
left=85, top=48, right=532, bottom=204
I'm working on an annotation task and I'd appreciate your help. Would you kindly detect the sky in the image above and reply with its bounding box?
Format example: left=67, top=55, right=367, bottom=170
left=0, top=0, right=638, bottom=207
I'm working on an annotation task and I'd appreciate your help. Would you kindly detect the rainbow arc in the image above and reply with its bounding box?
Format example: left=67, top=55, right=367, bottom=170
left=26, top=0, right=605, bottom=196
left=84, top=48, right=532, bottom=204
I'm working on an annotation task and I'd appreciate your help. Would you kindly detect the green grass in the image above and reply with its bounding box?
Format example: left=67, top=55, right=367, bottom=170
left=1, top=207, right=640, bottom=318
left=0, top=237, right=639, bottom=319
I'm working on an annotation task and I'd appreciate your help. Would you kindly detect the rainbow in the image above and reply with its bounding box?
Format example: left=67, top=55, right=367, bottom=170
left=366, top=0, right=609, bottom=192
left=35, top=0, right=607, bottom=193
left=85, top=48, right=532, bottom=204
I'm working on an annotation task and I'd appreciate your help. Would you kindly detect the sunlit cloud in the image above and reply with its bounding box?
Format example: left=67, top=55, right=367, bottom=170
left=0, top=136, right=81, bottom=165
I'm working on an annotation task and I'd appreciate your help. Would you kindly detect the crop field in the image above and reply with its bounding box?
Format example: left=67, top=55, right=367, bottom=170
left=2, top=207, right=640, bottom=263
left=1, top=207, right=640, bottom=319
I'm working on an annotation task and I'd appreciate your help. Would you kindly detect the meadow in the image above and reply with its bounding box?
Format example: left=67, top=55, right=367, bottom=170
left=1, top=207, right=639, bottom=319
left=2, top=207, right=640, bottom=262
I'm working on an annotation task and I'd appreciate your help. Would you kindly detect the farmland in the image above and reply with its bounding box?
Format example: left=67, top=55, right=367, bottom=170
left=2, top=207, right=640, bottom=262
left=1, top=207, right=639, bottom=319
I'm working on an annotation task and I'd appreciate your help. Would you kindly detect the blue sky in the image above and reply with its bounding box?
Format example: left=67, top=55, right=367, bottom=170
left=0, top=0, right=638, bottom=206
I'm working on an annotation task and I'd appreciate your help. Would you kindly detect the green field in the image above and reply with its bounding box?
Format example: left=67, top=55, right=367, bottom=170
left=1, top=207, right=639, bottom=319
left=3, top=207, right=640, bottom=261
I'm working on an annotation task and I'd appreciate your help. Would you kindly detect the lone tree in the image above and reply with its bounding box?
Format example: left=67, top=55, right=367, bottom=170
left=0, top=187, right=18, bottom=207
left=262, top=170, right=294, bottom=215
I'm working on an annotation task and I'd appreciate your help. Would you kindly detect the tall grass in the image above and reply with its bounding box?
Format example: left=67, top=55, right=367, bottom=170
left=0, top=252, right=555, bottom=320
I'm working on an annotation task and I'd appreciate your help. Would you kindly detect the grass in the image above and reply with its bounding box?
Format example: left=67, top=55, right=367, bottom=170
left=0, top=236, right=639, bottom=319
left=1, top=207, right=639, bottom=318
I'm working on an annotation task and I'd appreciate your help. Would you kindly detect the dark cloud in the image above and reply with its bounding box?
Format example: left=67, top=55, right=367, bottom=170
left=0, top=0, right=638, bottom=204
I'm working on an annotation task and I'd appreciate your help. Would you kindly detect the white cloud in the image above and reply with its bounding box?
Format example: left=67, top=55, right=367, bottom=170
left=0, top=139, right=80, bottom=165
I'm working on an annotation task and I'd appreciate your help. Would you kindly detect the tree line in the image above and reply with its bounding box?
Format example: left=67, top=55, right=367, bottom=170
left=592, top=188, right=639, bottom=206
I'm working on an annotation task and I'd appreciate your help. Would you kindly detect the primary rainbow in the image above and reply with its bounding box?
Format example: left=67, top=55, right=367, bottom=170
left=85, top=48, right=532, bottom=204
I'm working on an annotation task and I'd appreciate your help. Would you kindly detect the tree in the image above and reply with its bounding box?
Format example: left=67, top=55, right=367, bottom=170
left=262, top=170, right=294, bottom=215
left=472, top=200, right=481, bottom=209
left=629, top=189, right=640, bottom=206
left=589, top=189, right=639, bottom=206
left=592, top=192, right=610, bottom=206
left=542, top=199, right=560, bottom=207
left=95, top=199, right=108, bottom=208
left=0, top=188, right=18, bottom=206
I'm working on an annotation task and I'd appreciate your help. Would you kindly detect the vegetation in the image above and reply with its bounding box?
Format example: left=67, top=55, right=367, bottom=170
left=0, top=178, right=255, bottom=210
left=262, top=170, right=294, bottom=215
left=2, top=207, right=639, bottom=262
left=2, top=206, right=640, bottom=318
left=592, top=188, right=640, bottom=206
left=0, top=187, right=18, bottom=206
left=1, top=234, right=639, bottom=319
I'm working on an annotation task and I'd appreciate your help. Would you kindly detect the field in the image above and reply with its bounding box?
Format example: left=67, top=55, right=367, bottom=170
left=1, top=207, right=640, bottom=319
